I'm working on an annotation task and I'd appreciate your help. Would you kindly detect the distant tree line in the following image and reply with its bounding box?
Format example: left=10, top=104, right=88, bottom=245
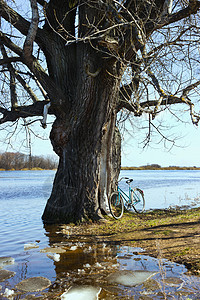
left=0, top=152, right=58, bottom=170
left=122, top=164, right=200, bottom=170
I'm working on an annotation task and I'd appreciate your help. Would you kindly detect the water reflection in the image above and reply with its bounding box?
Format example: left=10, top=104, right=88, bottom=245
left=0, top=223, right=200, bottom=299
left=44, top=223, right=120, bottom=276
left=42, top=224, right=200, bottom=299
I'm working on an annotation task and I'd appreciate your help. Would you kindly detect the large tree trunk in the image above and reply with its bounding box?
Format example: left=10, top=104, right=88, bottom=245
left=42, top=45, right=122, bottom=224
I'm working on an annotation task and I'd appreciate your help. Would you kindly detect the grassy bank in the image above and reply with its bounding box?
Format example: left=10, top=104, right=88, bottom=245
left=68, top=207, right=200, bottom=275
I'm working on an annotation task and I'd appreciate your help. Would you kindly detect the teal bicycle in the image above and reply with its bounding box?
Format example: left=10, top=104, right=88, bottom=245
left=109, top=177, right=145, bottom=219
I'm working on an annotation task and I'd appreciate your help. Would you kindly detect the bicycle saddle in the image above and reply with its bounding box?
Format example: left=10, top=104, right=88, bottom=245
left=126, top=179, right=133, bottom=184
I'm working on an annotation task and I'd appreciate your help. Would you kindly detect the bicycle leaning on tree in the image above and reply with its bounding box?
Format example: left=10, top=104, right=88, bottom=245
left=108, top=177, right=145, bottom=219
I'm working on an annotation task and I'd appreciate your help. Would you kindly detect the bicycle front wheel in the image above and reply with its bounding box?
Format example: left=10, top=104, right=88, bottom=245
left=131, top=188, right=145, bottom=213
left=109, top=191, right=124, bottom=219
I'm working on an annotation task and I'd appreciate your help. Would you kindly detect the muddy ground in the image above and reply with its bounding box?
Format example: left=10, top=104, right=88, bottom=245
left=67, top=207, right=200, bottom=276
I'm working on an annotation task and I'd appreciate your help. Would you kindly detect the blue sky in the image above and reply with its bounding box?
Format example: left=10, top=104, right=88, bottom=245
left=121, top=109, right=200, bottom=167
left=121, top=106, right=200, bottom=167
left=121, top=125, right=200, bottom=167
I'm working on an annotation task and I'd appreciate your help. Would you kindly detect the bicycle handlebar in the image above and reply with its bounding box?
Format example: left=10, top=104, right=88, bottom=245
left=118, top=177, right=132, bottom=183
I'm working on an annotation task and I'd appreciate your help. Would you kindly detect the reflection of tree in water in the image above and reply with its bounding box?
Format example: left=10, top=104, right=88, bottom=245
left=43, top=224, right=200, bottom=299
left=43, top=224, right=119, bottom=277
left=19, top=260, right=28, bottom=282
left=42, top=173, right=55, bottom=199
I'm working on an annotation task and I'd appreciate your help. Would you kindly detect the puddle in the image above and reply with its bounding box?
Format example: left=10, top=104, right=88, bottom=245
left=0, top=226, right=200, bottom=299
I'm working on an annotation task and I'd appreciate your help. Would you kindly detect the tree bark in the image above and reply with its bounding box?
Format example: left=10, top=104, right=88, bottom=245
left=42, top=45, right=122, bottom=224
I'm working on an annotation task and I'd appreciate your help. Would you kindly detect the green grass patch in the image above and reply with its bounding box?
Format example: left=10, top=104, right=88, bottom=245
left=93, top=208, right=200, bottom=236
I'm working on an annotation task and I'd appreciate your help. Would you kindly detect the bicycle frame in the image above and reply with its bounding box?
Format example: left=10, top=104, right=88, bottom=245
left=109, top=177, right=145, bottom=219
left=118, top=183, right=142, bottom=206
left=118, top=186, right=131, bottom=205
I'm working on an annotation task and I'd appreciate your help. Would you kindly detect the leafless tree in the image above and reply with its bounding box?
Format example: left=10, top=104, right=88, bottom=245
left=0, top=151, right=57, bottom=169
left=0, top=0, right=200, bottom=223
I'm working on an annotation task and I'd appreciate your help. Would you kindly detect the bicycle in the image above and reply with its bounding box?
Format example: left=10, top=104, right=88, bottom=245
left=108, top=177, right=145, bottom=219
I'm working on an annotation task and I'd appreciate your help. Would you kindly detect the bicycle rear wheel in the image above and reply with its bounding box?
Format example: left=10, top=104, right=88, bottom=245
left=131, top=188, right=145, bottom=213
left=109, top=191, right=124, bottom=219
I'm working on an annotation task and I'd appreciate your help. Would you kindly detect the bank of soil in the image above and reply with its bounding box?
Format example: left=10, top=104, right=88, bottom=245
left=68, top=207, right=200, bottom=275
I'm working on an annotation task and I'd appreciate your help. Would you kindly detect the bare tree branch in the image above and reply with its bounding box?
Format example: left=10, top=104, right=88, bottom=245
left=0, top=0, right=200, bottom=128
left=150, top=1, right=200, bottom=33
left=147, top=26, right=194, bottom=58
left=0, top=100, right=52, bottom=124
left=36, top=0, right=47, bottom=7
left=0, top=44, right=18, bottom=108
left=9, top=68, right=17, bottom=108
left=23, top=0, right=39, bottom=61
left=182, top=80, right=200, bottom=97
left=0, top=31, right=24, bottom=56
left=119, top=86, right=200, bottom=125
left=0, top=44, right=39, bottom=104
left=13, top=69, right=40, bottom=103
left=0, top=32, right=67, bottom=112
left=0, top=0, right=47, bottom=49
left=0, top=57, right=21, bottom=65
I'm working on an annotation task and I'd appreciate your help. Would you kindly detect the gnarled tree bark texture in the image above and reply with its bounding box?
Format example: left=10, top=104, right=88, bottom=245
left=0, top=0, right=200, bottom=224
left=42, top=47, right=122, bottom=222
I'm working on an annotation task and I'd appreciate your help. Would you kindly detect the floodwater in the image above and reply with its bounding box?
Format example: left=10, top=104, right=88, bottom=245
left=0, top=170, right=200, bottom=299
left=119, top=169, right=200, bottom=210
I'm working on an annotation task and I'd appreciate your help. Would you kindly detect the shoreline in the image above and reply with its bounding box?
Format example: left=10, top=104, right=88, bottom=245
left=121, top=166, right=200, bottom=170
left=67, top=207, right=200, bottom=276
left=0, top=168, right=57, bottom=171
left=1, top=167, right=200, bottom=171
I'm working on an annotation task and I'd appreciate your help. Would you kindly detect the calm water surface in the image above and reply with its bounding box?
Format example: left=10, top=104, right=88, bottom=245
left=0, top=170, right=200, bottom=299
left=120, top=169, right=200, bottom=209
